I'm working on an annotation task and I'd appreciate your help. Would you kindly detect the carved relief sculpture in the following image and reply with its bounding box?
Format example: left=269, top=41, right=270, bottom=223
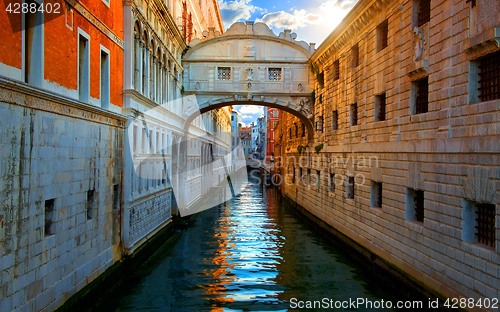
left=413, top=26, right=426, bottom=62
left=244, top=68, right=254, bottom=81
left=244, top=39, right=256, bottom=57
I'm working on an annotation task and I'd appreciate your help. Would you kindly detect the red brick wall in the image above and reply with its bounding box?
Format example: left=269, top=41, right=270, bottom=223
left=0, top=0, right=123, bottom=107
left=44, top=0, right=123, bottom=106
left=0, top=2, right=22, bottom=69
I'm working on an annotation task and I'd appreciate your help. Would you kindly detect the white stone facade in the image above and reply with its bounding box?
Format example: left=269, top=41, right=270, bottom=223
left=0, top=80, right=125, bottom=312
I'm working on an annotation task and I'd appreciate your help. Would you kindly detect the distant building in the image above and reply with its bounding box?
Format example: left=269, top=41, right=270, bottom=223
left=240, top=126, right=252, bottom=158
left=266, top=108, right=280, bottom=160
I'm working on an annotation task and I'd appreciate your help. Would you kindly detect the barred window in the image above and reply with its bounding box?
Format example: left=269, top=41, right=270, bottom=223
left=268, top=68, right=282, bottom=81
left=406, top=188, right=424, bottom=223
left=376, top=20, right=388, bottom=52
left=317, top=116, right=323, bottom=132
left=478, top=50, right=500, bottom=102
left=417, top=0, right=431, bottom=27
left=332, top=110, right=338, bottom=130
left=476, top=203, right=496, bottom=248
left=370, top=181, right=382, bottom=208
left=350, top=103, right=358, bottom=126
left=333, top=60, right=340, bottom=81
left=414, top=77, right=429, bottom=114
left=351, top=44, right=359, bottom=69
left=301, top=122, right=306, bottom=137
left=217, top=67, right=231, bottom=80
left=346, top=176, right=355, bottom=199
left=375, top=93, right=386, bottom=121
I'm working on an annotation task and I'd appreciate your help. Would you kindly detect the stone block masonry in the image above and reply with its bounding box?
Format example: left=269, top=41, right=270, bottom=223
left=0, top=80, right=125, bottom=312
left=275, top=0, right=500, bottom=310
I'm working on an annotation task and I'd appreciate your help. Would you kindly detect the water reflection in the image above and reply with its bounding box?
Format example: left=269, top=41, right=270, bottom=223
left=103, top=172, right=406, bottom=311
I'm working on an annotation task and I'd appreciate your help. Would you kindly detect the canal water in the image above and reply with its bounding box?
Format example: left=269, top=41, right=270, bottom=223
left=102, top=173, right=416, bottom=311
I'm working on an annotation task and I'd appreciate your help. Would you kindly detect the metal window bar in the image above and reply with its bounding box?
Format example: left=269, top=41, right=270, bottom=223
left=475, top=203, right=496, bottom=248
left=418, top=0, right=431, bottom=27
left=416, top=77, right=429, bottom=114
left=378, top=93, right=386, bottom=121
left=478, top=51, right=500, bottom=102
left=268, top=68, right=282, bottom=81
left=217, top=67, right=231, bottom=80
left=351, top=103, right=358, bottom=125
left=351, top=44, right=359, bottom=68
left=333, top=60, right=340, bottom=81
left=332, top=110, right=338, bottom=130
left=376, top=182, right=382, bottom=208
left=414, top=190, right=424, bottom=222
left=379, top=21, right=388, bottom=50
left=301, top=122, right=305, bottom=137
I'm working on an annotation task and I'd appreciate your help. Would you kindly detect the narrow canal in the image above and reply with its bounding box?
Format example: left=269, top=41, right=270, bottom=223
left=102, top=173, right=422, bottom=311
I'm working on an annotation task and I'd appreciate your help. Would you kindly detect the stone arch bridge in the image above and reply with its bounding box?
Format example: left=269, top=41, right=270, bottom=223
left=169, top=22, right=316, bottom=215
left=181, top=21, right=316, bottom=139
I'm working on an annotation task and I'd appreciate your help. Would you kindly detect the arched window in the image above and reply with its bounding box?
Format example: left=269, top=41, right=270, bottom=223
left=149, top=42, right=154, bottom=100
left=156, top=48, right=161, bottom=102
left=142, top=31, right=148, bottom=94
left=133, top=23, right=141, bottom=91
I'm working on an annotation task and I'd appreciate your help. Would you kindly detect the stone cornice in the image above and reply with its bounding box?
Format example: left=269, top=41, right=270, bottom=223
left=66, top=0, right=124, bottom=49
left=311, top=0, right=396, bottom=65
left=0, top=76, right=126, bottom=127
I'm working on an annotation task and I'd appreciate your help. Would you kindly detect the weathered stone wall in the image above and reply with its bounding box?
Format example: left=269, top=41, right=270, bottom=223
left=0, top=80, right=125, bottom=312
left=279, top=0, right=500, bottom=307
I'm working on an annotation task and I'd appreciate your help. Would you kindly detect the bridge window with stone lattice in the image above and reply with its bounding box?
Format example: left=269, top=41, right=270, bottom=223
left=268, top=68, right=282, bottom=81
left=217, top=67, right=231, bottom=80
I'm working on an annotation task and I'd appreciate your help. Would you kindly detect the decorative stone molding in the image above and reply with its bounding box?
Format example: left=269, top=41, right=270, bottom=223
left=462, top=166, right=497, bottom=204
left=190, top=22, right=315, bottom=54
left=0, top=77, right=126, bottom=127
left=464, top=27, right=500, bottom=60
left=408, top=24, right=429, bottom=79
left=406, top=162, right=424, bottom=190
left=127, top=190, right=172, bottom=247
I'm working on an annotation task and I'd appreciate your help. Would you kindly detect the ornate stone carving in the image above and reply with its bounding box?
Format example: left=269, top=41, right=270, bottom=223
left=297, top=83, right=303, bottom=92
left=129, top=191, right=172, bottom=245
left=244, top=39, right=256, bottom=57
left=297, top=99, right=312, bottom=116
left=182, top=95, right=198, bottom=117
left=194, top=81, right=201, bottom=90
left=413, top=26, right=426, bottom=62
left=462, top=166, right=497, bottom=204
left=244, top=67, right=254, bottom=81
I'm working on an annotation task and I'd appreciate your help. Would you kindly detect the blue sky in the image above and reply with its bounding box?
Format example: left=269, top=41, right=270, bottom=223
left=224, top=0, right=358, bottom=126
left=219, top=0, right=358, bottom=45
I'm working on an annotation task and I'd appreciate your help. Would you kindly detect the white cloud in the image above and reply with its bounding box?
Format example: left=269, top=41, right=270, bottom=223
left=257, top=9, right=322, bottom=30
left=319, top=0, right=358, bottom=11
left=219, top=0, right=265, bottom=27
left=317, top=0, right=358, bottom=31
left=236, top=105, right=263, bottom=115
left=241, top=115, right=254, bottom=119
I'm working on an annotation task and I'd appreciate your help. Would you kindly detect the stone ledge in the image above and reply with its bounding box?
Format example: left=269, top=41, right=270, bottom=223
left=0, top=76, right=127, bottom=126
left=464, top=27, right=500, bottom=59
